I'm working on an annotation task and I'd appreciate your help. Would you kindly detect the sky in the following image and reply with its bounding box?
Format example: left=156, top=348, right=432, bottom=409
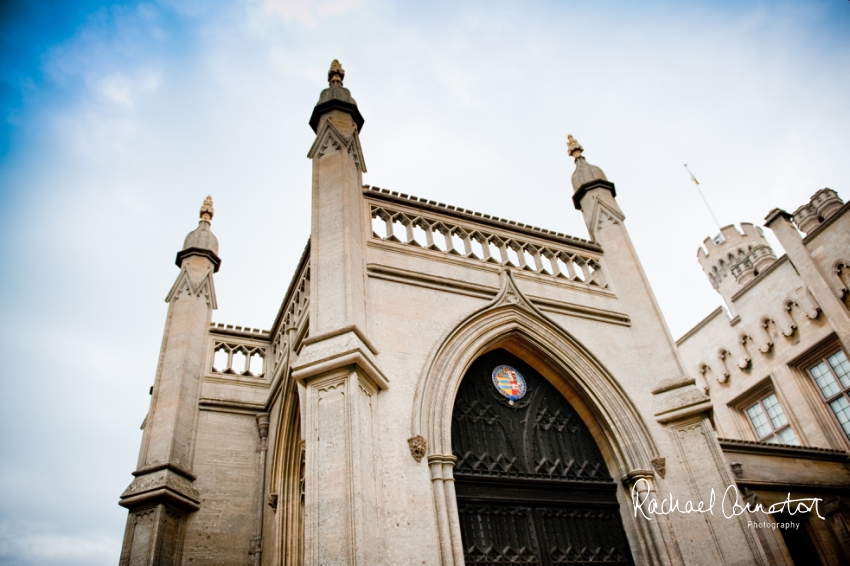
left=0, top=0, right=848, bottom=564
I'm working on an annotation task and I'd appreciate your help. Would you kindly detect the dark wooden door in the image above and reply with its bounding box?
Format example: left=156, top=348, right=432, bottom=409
left=452, top=349, right=633, bottom=565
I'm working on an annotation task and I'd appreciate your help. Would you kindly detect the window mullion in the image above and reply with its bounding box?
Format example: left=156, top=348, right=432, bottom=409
left=760, top=399, right=775, bottom=436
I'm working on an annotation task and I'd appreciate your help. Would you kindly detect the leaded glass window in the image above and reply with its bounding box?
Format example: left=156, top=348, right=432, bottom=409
left=745, top=393, right=798, bottom=445
left=807, top=349, right=850, bottom=440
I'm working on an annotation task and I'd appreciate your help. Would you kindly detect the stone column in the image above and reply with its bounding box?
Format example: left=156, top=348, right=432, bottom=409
left=294, top=61, right=389, bottom=565
left=296, top=367, right=385, bottom=565
left=653, top=379, right=769, bottom=565
left=250, top=413, right=270, bottom=566
left=119, top=198, right=220, bottom=565
left=823, top=497, right=850, bottom=563
left=765, top=209, right=850, bottom=353
left=621, top=471, right=680, bottom=566
left=428, top=455, right=464, bottom=566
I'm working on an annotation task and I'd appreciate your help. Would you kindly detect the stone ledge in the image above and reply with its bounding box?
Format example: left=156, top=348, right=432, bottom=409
left=366, top=246, right=615, bottom=298
left=764, top=208, right=792, bottom=226
left=652, top=376, right=696, bottom=395
left=572, top=180, right=617, bottom=211
left=735, top=479, right=850, bottom=492
left=120, top=467, right=201, bottom=512
left=198, top=397, right=267, bottom=414
left=719, top=438, right=850, bottom=462
left=654, top=400, right=714, bottom=424
left=301, top=324, right=378, bottom=356
left=652, top=376, right=711, bottom=424
left=367, top=263, right=630, bottom=325
left=175, top=247, right=221, bottom=273
left=292, top=329, right=388, bottom=390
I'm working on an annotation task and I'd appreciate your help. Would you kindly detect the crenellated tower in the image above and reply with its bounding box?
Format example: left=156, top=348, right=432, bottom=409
left=697, top=223, right=777, bottom=311
left=790, top=187, right=844, bottom=235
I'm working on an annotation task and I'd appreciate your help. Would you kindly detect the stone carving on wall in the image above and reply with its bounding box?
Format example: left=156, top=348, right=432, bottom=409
left=730, top=462, right=744, bottom=480
left=697, top=284, right=827, bottom=384
left=650, top=457, right=666, bottom=479
left=166, top=266, right=218, bottom=308
left=834, top=261, right=850, bottom=306
left=407, top=435, right=427, bottom=462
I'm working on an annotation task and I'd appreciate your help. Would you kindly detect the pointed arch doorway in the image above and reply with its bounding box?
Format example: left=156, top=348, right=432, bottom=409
left=452, top=348, right=634, bottom=565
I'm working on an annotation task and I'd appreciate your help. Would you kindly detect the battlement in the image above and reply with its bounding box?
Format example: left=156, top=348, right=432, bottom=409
left=209, top=323, right=270, bottom=336
left=697, top=223, right=777, bottom=294
left=792, top=188, right=843, bottom=235
left=697, top=223, right=764, bottom=260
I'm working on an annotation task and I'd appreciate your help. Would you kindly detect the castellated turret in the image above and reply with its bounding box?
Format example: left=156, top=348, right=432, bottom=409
left=791, top=188, right=844, bottom=235
left=697, top=223, right=777, bottom=305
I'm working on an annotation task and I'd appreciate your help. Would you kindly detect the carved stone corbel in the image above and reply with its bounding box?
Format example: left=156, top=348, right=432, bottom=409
left=407, top=435, right=427, bottom=462
left=650, top=457, right=666, bottom=479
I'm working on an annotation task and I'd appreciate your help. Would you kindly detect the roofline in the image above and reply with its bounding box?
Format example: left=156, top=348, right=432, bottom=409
left=269, top=238, right=311, bottom=338
left=676, top=306, right=725, bottom=346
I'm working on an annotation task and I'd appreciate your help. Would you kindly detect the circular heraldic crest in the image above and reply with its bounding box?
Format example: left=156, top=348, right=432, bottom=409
left=491, top=365, right=527, bottom=403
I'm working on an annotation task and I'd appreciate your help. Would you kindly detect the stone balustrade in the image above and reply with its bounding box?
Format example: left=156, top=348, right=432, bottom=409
left=368, top=200, right=606, bottom=288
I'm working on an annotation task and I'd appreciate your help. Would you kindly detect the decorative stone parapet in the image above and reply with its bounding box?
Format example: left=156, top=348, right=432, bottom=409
left=369, top=201, right=606, bottom=287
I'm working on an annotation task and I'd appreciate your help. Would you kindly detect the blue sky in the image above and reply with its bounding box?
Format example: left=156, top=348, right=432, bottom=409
left=1, top=1, right=849, bottom=563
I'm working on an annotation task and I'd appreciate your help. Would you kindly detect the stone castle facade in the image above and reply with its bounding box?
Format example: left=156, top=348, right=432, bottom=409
left=118, top=61, right=850, bottom=565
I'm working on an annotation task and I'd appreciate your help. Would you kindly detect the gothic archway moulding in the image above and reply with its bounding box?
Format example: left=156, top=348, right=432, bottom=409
left=267, top=378, right=304, bottom=566
left=410, top=270, right=672, bottom=566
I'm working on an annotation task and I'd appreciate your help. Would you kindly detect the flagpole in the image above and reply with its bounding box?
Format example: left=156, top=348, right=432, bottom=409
left=685, top=164, right=723, bottom=233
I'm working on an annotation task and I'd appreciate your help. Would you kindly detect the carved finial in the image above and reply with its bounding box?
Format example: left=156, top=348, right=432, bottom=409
left=328, top=59, right=345, bottom=86
left=567, top=134, right=583, bottom=160
left=200, top=196, right=214, bottom=223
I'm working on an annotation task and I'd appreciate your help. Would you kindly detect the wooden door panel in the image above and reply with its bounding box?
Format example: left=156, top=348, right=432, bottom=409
left=452, top=349, right=633, bottom=566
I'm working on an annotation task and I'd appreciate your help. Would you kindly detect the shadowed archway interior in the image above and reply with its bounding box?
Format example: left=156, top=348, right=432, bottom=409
left=452, top=348, right=633, bottom=565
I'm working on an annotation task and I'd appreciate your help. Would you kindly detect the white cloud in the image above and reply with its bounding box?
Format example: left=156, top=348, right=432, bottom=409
left=98, top=73, right=134, bottom=106
left=263, top=0, right=362, bottom=26
left=95, top=70, right=161, bottom=107
left=0, top=523, right=119, bottom=563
